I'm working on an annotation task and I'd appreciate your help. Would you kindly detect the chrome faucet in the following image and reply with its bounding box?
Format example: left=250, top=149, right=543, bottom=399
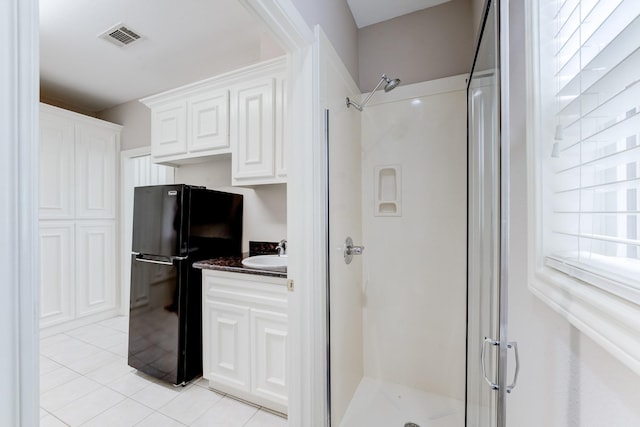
left=276, top=239, right=287, bottom=256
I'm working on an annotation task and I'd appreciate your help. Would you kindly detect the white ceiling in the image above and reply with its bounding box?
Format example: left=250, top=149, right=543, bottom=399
left=40, top=0, right=450, bottom=113
left=347, top=0, right=451, bottom=28
left=39, top=0, right=283, bottom=112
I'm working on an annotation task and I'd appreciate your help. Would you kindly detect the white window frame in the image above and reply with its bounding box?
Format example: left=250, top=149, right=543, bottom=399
left=526, top=0, right=640, bottom=375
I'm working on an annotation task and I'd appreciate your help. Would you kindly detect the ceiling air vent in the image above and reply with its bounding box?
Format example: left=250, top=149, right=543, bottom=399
left=99, top=23, right=143, bottom=48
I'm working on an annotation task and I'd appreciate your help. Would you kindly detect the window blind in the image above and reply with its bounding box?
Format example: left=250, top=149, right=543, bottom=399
left=545, top=0, right=640, bottom=299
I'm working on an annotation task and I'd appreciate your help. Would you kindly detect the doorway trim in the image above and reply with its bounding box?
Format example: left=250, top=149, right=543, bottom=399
left=237, top=1, right=326, bottom=426
left=3, top=0, right=40, bottom=424
left=13, top=0, right=326, bottom=424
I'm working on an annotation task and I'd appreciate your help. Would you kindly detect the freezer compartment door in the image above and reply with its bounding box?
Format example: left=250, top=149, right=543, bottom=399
left=131, top=184, right=187, bottom=257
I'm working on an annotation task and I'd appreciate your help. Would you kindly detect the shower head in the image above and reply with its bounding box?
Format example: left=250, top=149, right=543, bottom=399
left=346, top=73, right=401, bottom=111
left=383, top=75, right=401, bottom=92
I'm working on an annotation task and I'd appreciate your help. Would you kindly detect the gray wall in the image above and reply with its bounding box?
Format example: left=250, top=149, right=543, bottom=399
left=471, top=0, right=485, bottom=40
left=357, top=0, right=474, bottom=92
left=506, top=1, right=640, bottom=425
left=290, top=0, right=359, bottom=82
left=98, top=100, right=150, bottom=151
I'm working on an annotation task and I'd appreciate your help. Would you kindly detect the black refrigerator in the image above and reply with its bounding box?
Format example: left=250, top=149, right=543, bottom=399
left=128, top=184, right=242, bottom=385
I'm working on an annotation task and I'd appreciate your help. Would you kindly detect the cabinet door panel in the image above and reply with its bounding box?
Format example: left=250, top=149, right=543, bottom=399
left=39, top=113, right=75, bottom=219
left=189, top=90, right=229, bottom=153
left=251, top=309, right=288, bottom=406
left=39, top=222, right=74, bottom=327
left=152, top=101, right=187, bottom=157
left=204, top=299, right=251, bottom=392
left=75, top=124, right=117, bottom=219
left=275, top=78, right=287, bottom=179
left=75, top=222, right=116, bottom=317
left=232, top=78, right=275, bottom=181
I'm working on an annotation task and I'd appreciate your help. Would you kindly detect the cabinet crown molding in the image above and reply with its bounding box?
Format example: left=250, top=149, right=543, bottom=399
left=140, top=56, right=288, bottom=108
left=40, top=103, right=123, bottom=131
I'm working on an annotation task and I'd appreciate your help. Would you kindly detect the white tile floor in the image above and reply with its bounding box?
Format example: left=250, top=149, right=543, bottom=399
left=40, top=316, right=287, bottom=427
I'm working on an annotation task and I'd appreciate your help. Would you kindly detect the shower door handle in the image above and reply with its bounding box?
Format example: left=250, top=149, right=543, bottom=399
left=481, top=338, right=520, bottom=393
left=506, top=341, right=520, bottom=393
left=481, top=337, right=500, bottom=390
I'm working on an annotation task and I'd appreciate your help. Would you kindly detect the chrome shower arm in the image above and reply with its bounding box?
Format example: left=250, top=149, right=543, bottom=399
left=346, top=73, right=399, bottom=111
left=346, top=75, right=387, bottom=110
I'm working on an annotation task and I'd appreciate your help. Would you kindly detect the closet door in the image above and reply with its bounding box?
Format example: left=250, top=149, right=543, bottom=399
left=39, top=222, right=75, bottom=327
left=75, top=221, right=116, bottom=317
left=39, top=112, right=75, bottom=219
left=75, top=123, right=118, bottom=219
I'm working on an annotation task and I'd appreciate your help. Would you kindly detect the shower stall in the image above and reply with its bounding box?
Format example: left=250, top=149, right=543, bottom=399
left=321, top=36, right=467, bottom=427
left=322, top=0, right=512, bottom=425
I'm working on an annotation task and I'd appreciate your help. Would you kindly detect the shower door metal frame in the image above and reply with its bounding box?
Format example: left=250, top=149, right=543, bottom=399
left=466, top=0, right=513, bottom=426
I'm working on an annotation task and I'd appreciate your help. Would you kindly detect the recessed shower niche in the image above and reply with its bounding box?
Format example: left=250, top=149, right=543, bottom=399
left=374, top=164, right=402, bottom=216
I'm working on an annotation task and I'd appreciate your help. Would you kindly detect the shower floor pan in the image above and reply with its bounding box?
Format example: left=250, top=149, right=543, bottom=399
left=339, top=377, right=464, bottom=427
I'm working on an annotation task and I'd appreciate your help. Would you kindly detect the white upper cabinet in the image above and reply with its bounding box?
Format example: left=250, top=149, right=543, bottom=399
left=142, top=56, right=287, bottom=185
left=149, top=88, right=230, bottom=162
left=275, top=78, right=287, bottom=180
left=189, top=89, right=230, bottom=153
left=231, top=74, right=287, bottom=185
left=231, top=78, right=276, bottom=183
left=151, top=100, right=188, bottom=158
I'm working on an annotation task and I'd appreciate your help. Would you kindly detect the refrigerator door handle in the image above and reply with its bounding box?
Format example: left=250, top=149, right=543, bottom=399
left=134, top=257, right=174, bottom=266
left=131, top=252, right=189, bottom=265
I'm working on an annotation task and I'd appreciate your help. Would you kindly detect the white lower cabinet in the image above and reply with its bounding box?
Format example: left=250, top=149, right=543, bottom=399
left=251, top=308, right=288, bottom=405
left=202, top=270, right=288, bottom=414
left=204, top=300, right=251, bottom=392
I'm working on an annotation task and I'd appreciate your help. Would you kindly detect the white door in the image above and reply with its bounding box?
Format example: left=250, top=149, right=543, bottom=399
left=75, top=221, right=116, bottom=317
left=75, top=123, right=117, bottom=219
left=39, top=222, right=75, bottom=327
left=39, top=112, right=74, bottom=219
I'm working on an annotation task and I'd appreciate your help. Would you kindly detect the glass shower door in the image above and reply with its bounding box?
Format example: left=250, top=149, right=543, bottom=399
left=466, top=0, right=514, bottom=426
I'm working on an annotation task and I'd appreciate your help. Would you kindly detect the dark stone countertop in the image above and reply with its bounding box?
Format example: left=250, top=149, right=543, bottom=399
left=193, top=256, right=287, bottom=279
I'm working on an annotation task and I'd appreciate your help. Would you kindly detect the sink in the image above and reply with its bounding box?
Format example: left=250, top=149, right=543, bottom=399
left=241, top=255, right=287, bottom=270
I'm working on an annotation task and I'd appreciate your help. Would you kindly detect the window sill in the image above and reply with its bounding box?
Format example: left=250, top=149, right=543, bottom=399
left=529, top=265, right=640, bottom=375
